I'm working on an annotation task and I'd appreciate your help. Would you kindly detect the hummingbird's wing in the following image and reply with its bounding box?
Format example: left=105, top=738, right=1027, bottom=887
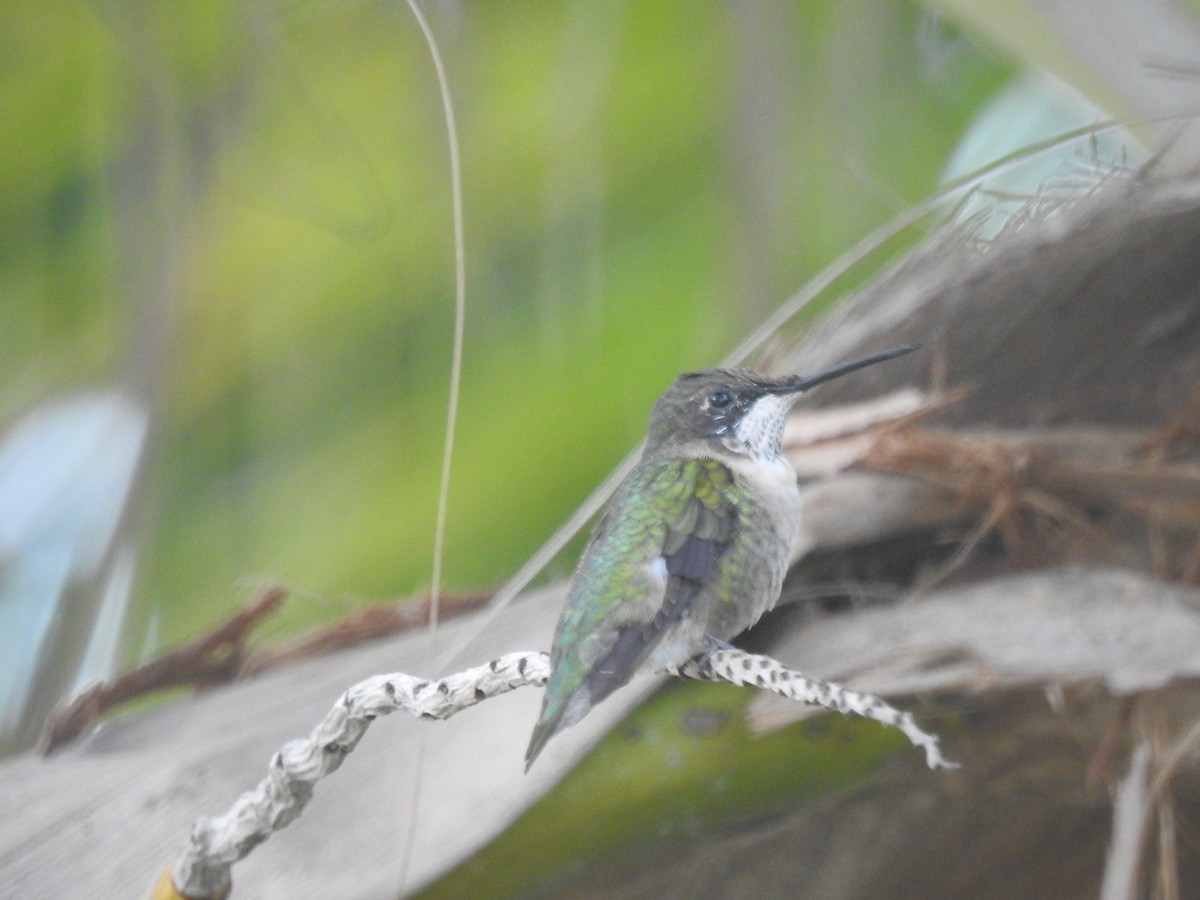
left=526, top=456, right=737, bottom=768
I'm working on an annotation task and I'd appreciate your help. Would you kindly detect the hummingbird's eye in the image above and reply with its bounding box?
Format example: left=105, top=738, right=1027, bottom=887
left=709, top=391, right=732, bottom=408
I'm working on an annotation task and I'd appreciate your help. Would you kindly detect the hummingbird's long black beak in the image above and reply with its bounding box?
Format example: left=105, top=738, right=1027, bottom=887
left=770, top=343, right=920, bottom=394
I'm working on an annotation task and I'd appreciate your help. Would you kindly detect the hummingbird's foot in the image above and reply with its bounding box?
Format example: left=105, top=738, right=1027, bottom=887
left=687, top=636, right=736, bottom=673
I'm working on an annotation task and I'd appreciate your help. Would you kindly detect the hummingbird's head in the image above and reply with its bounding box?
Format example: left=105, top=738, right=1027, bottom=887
left=645, top=344, right=918, bottom=460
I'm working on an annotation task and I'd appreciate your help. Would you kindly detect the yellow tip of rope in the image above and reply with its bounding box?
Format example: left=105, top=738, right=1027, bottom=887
left=149, top=868, right=227, bottom=900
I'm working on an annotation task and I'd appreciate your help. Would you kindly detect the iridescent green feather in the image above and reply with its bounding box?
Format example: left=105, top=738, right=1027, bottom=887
left=526, top=456, right=743, bottom=768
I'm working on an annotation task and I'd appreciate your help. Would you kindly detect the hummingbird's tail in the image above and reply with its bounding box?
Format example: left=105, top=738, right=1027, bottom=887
left=526, top=601, right=693, bottom=771
left=524, top=718, right=557, bottom=772
left=525, top=686, right=589, bottom=772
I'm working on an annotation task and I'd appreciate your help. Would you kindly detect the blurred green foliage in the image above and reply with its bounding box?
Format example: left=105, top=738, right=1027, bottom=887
left=419, top=678, right=917, bottom=898
left=0, top=0, right=1011, bottom=653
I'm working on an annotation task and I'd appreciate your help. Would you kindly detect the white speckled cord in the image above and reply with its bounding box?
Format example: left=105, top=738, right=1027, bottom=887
left=167, top=647, right=951, bottom=898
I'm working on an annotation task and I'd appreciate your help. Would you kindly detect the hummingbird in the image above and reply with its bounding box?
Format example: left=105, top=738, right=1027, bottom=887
left=525, top=344, right=918, bottom=770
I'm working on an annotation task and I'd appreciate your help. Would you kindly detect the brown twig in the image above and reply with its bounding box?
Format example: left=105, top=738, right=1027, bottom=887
left=40, top=585, right=287, bottom=755
left=40, top=586, right=492, bottom=754
left=1087, top=696, right=1137, bottom=788
left=238, top=591, right=490, bottom=676
left=858, top=425, right=1200, bottom=578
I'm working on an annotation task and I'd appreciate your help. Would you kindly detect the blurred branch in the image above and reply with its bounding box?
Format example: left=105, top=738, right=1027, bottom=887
left=1101, top=742, right=1152, bottom=900
left=39, top=586, right=287, bottom=755
left=240, top=592, right=489, bottom=676
left=41, top=586, right=491, bottom=754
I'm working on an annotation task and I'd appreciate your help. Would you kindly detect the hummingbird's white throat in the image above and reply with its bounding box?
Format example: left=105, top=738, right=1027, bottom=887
left=728, top=392, right=797, bottom=460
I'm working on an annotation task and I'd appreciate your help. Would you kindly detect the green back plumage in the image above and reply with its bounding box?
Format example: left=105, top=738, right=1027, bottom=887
left=525, top=456, right=741, bottom=768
